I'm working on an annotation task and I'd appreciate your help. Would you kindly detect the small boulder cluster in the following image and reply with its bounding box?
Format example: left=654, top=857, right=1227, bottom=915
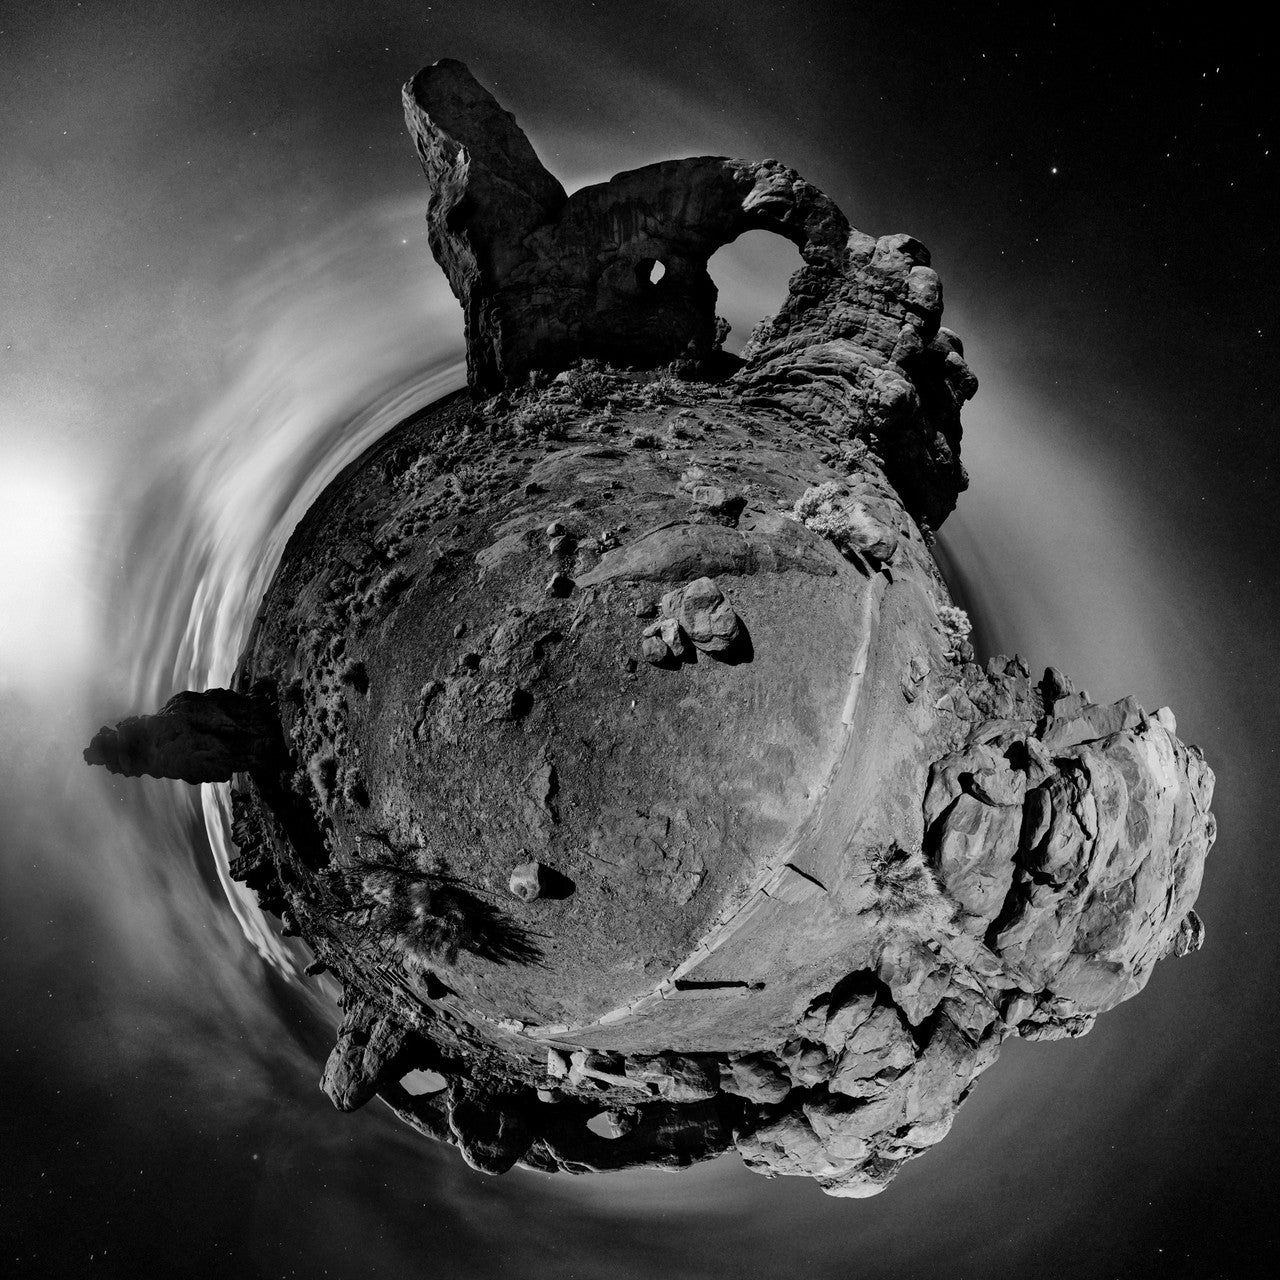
left=640, top=576, right=743, bottom=665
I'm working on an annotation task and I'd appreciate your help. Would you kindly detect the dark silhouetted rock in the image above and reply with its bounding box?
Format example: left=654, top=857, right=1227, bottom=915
left=322, top=997, right=412, bottom=1112
left=404, top=59, right=847, bottom=394
left=84, top=687, right=282, bottom=783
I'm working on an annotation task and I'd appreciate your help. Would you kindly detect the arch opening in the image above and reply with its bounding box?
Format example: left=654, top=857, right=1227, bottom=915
left=635, top=258, right=667, bottom=287
left=400, top=1068, right=448, bottom=1096
left=586, top=1111, right=625, bottom=1140
left=706, top=229, right=804, bottom=355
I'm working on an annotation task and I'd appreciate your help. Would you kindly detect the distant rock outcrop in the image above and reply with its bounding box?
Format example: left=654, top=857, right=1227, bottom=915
left=87, top=59, right=1217, bottom=1198
left=84, top=686, right=283, bottom=783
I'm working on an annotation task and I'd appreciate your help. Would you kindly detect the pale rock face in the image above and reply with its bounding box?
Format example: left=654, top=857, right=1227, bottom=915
left=84, top=59, right=1217, bottom=1197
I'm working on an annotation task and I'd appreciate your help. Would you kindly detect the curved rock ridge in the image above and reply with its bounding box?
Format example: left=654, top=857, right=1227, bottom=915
left=83, top=60, right=1217, bottom=1197
left=404, top=59, right=972, bottom=528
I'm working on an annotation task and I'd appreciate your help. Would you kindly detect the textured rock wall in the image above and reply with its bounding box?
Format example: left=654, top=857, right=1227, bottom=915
left=404, top=59, right=974, bottom=527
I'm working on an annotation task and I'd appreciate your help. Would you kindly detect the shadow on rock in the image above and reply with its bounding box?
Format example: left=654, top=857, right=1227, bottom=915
left=536, top=866, right=576, bottom=900
left=708, top=619, right=754, bottom=666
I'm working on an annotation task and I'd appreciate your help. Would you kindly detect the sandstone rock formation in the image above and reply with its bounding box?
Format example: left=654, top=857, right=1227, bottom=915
left=84, top=686, right=283, bottom=783
left=404, top=59, right=970, bottom=529
left=86, top=60, right=1216, bottom=1197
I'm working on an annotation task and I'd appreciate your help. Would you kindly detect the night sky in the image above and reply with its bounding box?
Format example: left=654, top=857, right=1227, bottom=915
left=2, top=2, right=1277, bottom=1277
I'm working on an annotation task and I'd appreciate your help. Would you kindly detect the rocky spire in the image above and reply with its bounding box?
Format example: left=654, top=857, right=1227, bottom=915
left=84, top=686, right=283, bottom=784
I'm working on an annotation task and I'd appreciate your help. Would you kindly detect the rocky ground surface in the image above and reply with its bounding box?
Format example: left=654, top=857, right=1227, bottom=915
left=218, top=360, right=1213, bottom=1196
left=85, top=58, right=1217, bottom=1197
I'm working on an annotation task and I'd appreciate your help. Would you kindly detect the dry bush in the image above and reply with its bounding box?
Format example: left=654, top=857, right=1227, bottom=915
left=936, top=604, right=972, bottom=660
left=867, top=844, right=956, bottom=938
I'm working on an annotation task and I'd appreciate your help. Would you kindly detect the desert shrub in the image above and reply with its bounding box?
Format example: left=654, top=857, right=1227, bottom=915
left=637, top=372, right=693, bottom=407
left=868, top=844, right=955, bottom=936
left=351, top=864, right=478, bottom=965
left=369, top=567, right=413, bottom=609
left=562, top=359, right=613, bottom=408
left=342, top=770, right=370, bottom=808
left=791, top=483, right=899, bottom=565
left=512, top=399, right=570, bottom=439
left=792, top=480, right=844, bottom=521
left=308, top=751, right=338, bottom=804
left=937, top=604, right=972, bottom=660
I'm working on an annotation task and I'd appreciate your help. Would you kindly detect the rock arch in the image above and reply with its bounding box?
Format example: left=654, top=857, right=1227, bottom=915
left=404, top=58, right=849, bottom=392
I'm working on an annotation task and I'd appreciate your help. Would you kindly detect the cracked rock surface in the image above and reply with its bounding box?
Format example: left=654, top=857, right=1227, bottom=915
left=85, top=59, right=1217, bottom=1196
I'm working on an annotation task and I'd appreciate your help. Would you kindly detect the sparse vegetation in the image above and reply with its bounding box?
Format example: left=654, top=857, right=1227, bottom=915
left=355, top=863, right=480, bottom=965
left=308, top=750, right=338, bottom=803
left=790, top=482, right=899, bottom=565
left=370, top=566, right=413, bottom=609
left=867, top=844, right=956, bottom=936
left=637, top=373, right=689, bottom=407
left=561, top=359, right=613, bottom=408
left=791, top=480, right=846, bottom=528
left=937, top=604, right=972, bottom=661
left=511, top=399, right=571, bottom=439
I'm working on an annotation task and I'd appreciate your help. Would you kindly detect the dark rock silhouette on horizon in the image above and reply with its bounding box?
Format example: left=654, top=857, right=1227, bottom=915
left=84, top=686, right=283, bottom=783
left=86, top=58, right=1216, bottom=1197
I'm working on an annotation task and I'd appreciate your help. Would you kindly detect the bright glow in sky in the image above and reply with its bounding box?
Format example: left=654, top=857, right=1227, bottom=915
left=0, top=446, right=95, bottom=690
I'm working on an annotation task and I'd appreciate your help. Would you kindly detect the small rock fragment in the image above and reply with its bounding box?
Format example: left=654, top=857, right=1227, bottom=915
left=1164, top=909, right=1205, bottom=958
left=509, top=860, right=545, bottom=901
left=641, top=635, right=670, bottom=665
left=659, top=616, right=687, bottom=659
left=690, top=485, right=746, bottom=523
left=545, top=572, right=574, bottom=597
